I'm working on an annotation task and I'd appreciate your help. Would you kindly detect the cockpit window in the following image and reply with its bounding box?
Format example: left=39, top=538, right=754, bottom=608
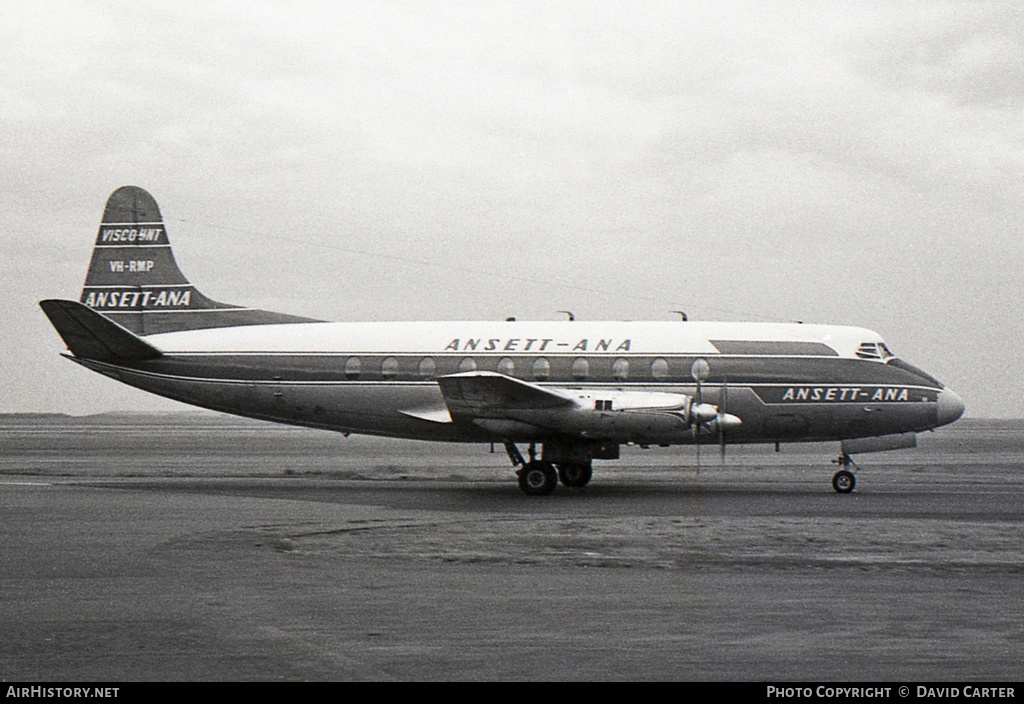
left=856, top=342, right=894, bottom=361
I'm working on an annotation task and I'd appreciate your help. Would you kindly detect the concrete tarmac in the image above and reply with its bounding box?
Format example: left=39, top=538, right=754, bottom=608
left=1, top=417, right=1022, bottom=681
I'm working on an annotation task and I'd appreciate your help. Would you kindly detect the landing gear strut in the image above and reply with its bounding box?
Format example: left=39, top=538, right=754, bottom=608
left=831, top=452, right=858, bottom=493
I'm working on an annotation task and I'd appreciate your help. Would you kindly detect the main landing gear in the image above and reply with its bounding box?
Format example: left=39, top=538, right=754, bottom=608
left=505, top=442, right=593, bottom=496
left=557, top=461, right=593, bottom=488
left=831, top=452, right=858, bottom=493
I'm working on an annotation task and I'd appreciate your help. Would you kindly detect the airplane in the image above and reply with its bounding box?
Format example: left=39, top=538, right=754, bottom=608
left=40, top=186, right=965, bottom=495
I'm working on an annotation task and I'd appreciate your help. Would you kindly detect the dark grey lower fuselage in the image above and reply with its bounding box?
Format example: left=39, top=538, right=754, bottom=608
left=73, top=350, right=954, bottom=446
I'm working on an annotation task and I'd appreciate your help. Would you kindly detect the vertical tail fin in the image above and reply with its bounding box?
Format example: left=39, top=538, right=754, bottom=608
left=80, top=186, right=318, bottom=335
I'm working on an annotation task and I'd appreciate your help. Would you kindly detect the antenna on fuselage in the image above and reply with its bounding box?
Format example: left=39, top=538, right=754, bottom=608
left=558, top=310, right=575, bottom=321
left=672, top=311, right=688, bottom=321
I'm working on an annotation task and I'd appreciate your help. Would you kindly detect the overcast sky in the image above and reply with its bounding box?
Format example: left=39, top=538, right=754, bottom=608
left=2, top=1, right=1021, bottom=417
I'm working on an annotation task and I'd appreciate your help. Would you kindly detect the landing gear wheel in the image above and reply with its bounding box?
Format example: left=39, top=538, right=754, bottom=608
left=832, top=469, right=856, bottom=494
left=518, top=461, right=558, bottom=496
left=557, top=462, right=593, bottom=488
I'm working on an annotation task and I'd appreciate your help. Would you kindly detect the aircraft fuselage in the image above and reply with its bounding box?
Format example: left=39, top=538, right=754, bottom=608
left=70, top=319, right=959, bottom=447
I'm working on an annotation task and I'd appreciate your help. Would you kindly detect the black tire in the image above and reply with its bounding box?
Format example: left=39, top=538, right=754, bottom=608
left=832, top=469, right=856, bottom=493
left=518, top=461, right=558, bottom=496
left=557, top=462, right=593, bottom=488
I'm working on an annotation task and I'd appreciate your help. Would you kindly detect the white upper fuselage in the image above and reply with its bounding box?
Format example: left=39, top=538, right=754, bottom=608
left=144, top=319, right=885, bottom=358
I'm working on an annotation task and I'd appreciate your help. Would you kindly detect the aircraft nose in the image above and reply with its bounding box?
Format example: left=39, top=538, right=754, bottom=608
left=936, top=387, right=965, bottom=427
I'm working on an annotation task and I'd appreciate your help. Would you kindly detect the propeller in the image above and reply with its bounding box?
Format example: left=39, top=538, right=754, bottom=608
left=719, top=379, right=728, bottom=462
left=690, top=359, right=710, bottom=470
left=689, top=359, right=740, bottom=466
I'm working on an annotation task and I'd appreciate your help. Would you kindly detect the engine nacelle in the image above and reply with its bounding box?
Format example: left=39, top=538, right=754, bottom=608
left=500, top=389, right=732, bottom=444
left=439, top=372, right=741, bottom=444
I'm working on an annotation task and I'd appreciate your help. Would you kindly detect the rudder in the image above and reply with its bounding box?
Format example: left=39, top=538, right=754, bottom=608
left=80, top=186, right=318, bottom=335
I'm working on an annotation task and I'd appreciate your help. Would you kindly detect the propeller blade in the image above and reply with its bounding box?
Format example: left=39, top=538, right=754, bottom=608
left=719, top=380, right=728, bottom=462
left=689, top=358, right=710, bottom=473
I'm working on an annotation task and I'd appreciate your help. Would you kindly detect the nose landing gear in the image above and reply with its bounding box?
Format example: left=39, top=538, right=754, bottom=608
left=831, top=452, right=858, bottom=493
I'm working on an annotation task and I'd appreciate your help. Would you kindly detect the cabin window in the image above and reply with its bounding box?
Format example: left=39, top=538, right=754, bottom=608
left=381, top=357, right=400, bottom=379
left=459, top=357, right=477, bottom=373
left=344, top=356, right=361, bottom=380
left=611, top=357, right=629, bottom=381
left=571, top=358, right=590, bottom=381
left=651, top=358, right=669, bottom=380
left=418, top=357, right=436, bottom=379
left=497, top=357, right=515, bottom=376
left=533, top=357, right=550, bottom=381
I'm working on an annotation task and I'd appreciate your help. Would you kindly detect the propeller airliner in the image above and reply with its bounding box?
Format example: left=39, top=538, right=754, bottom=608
left=40, top=186, right=964, bottom=495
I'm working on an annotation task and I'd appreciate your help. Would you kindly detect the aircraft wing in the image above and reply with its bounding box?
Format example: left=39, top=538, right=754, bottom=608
left=436, top=371, right=574, bottom=419
left=432, top=371, right=711, bottom=442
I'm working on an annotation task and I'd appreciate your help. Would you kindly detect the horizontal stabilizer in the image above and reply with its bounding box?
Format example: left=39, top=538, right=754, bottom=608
left=436, top=372, right=573, bottom=418
left=39, top=299, right=161, bottom=362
